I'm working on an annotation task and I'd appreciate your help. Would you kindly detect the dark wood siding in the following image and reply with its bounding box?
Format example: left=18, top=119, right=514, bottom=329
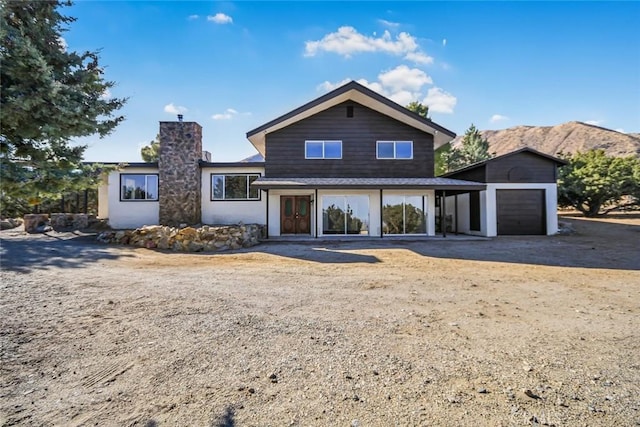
left=469, top=191, right=480, bottom=231
left=486, top=152, right=558, bottom=183
left=496, top=189, right=546, bottom=235
left=447, top=166, right=486, bottom=182
left=264, top=101, right=434, bottom=178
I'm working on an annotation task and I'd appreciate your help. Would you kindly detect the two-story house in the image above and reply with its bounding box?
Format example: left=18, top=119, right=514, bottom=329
left=100, top=81, right=565, bottom=237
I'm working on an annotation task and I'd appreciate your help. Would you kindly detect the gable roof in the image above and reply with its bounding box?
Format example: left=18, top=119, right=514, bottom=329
left=246, top=81, right=456, bottom=156
left=252, top=176, right=485, bottom=191
left=442, top=147, right=568, bottom=178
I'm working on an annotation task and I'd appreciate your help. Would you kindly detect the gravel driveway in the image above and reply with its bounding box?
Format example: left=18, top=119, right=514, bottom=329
left=1, top=215, right=639, bottom=426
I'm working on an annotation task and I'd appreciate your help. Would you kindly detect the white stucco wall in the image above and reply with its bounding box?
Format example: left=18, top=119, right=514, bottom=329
left=106, top=167, right=159, bottom=229
left=201, top=167, right=267, bottom=225
left=267, top=189, right=435, bottom=237
left=97, top=176, right=109, bottom=219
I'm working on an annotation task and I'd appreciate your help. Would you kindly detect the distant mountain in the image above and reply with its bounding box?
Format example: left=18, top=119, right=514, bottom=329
left=239, top=153, right=264, bottom=162
left=452, top=121, right=640, bottom=157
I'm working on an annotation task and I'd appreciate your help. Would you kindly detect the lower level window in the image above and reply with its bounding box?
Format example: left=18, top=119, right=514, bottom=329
left=212, top=174, right=260, bottom=200
left=382, top=195, right=426, bottom=234
left=322, top=195, right=369, bottom=235
left=121, top=174, right=158, bottom=201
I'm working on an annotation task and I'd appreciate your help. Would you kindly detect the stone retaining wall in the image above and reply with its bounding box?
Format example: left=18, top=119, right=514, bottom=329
left=23, top=214, right=50, bottom=233
left=97, top=224, right=264, bottom=252
left=50, top=213, right=90, bottom=231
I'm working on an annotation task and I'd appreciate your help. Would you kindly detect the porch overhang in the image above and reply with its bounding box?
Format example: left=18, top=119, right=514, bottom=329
left=252, top=177, right=486, bottom=191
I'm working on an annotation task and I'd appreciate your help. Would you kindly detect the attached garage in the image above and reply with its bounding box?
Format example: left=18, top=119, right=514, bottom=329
left=496, top=189, right=545, bottom=235
left=443, top=148, right=567, bottom=237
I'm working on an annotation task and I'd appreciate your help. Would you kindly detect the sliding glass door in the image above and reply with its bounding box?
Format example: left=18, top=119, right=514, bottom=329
left=322, top=195, right=369, bottom=235
left=382, top=195, right=426, bottom=235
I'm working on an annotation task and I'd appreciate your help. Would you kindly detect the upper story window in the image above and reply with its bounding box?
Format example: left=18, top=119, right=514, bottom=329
left=212, top=174, right=260, bottom=201
left=377, top=141, right=413, bottom=159
left=120, top=174, right=158, bottom=201
left=305, top=140, right=342, bottom=159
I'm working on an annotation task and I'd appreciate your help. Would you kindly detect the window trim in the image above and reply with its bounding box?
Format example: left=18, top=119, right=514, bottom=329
left=305, top=140, right=343, bottom=159
left=210, top=173, right=262, bottom=201
left=120, top=173, right=159, bottom=202
left=376, top=141, right=414, bottom=160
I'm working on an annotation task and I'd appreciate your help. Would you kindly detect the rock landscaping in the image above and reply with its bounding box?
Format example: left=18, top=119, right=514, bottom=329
left=50, top=213, right=90, bottom=231
left=0, top=217, right=23, bottom=230
left=96, top=223, right=263, bottom=252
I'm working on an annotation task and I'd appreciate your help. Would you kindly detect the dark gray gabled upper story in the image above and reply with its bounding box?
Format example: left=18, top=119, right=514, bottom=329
left=443, top=147, right=568, bottom=183
left=246, top=81, right=456, bottom=179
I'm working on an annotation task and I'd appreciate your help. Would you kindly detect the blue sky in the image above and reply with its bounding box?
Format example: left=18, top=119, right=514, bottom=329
left=66, top=1, right=640, bottom=163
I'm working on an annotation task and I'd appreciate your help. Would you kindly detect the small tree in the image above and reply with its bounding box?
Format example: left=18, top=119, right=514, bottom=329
left=140, top=134, right=160, bottom=162
left=406, top=101, right=430, bottom=119
left=323, top=204, right=345, bottom=233
left=436, top=124, right=493, bottom=175
left=434, top=143, right=453, bottom=176
left=630, top=160, right=640, bottom=203
left=558, top=150, right=639, bottom=216
left=456, top=124, right=492, bottom=166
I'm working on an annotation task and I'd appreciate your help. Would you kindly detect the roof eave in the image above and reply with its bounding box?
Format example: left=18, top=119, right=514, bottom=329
left=252, top=183, right=486, bottom=191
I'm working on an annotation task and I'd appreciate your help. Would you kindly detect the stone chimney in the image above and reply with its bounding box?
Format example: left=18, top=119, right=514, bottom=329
left=158, top=121, right=202, bottom=226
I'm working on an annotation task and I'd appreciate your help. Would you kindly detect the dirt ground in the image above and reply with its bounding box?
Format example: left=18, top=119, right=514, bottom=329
left=1, top=215, right=639, bottom=426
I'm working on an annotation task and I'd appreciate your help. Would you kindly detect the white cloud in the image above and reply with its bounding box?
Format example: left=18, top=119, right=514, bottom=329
left=585, top=120, right=603, bottom=126
left=615, top=128, right=625, bottom=133
left=212, top=112, right=232, bottom=120
left=490, top=114, right=509, bottom=123
left=317, top=65, right=454, bottom=112
left=305, top=26, right=420, bottom=58
left=212, top=108, right=248, bottom=120
left=188, top=14, right=199, bottom=20
left=422, top=87, right=457, bottom=114
left=316, top=79, right=352, bottom=92
left=442, top=38, right=447, bottom=47
left=385, top=90, right=415, bottom=107
left=378, top=19, right=400, bottom=28
left=305, top=26, right=438, bottom=67
left=378, top=65, right=432, bottom=92
left=207, top=13, right=232, bottom=24
left=164, top=103, right=188, bottom=115
left=404, top=51, right=434, bottom=65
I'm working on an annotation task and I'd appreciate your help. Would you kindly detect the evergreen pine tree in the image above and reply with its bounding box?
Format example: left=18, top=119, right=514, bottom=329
left=1, top=0, right=126, bottom=215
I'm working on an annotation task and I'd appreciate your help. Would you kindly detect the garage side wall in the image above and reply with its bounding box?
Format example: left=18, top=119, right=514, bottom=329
left=445, top=193, right=471, bottom=235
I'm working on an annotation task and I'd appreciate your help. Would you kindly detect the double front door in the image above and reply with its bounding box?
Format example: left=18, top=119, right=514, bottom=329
left=280, top=196, right=311, bottom=234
